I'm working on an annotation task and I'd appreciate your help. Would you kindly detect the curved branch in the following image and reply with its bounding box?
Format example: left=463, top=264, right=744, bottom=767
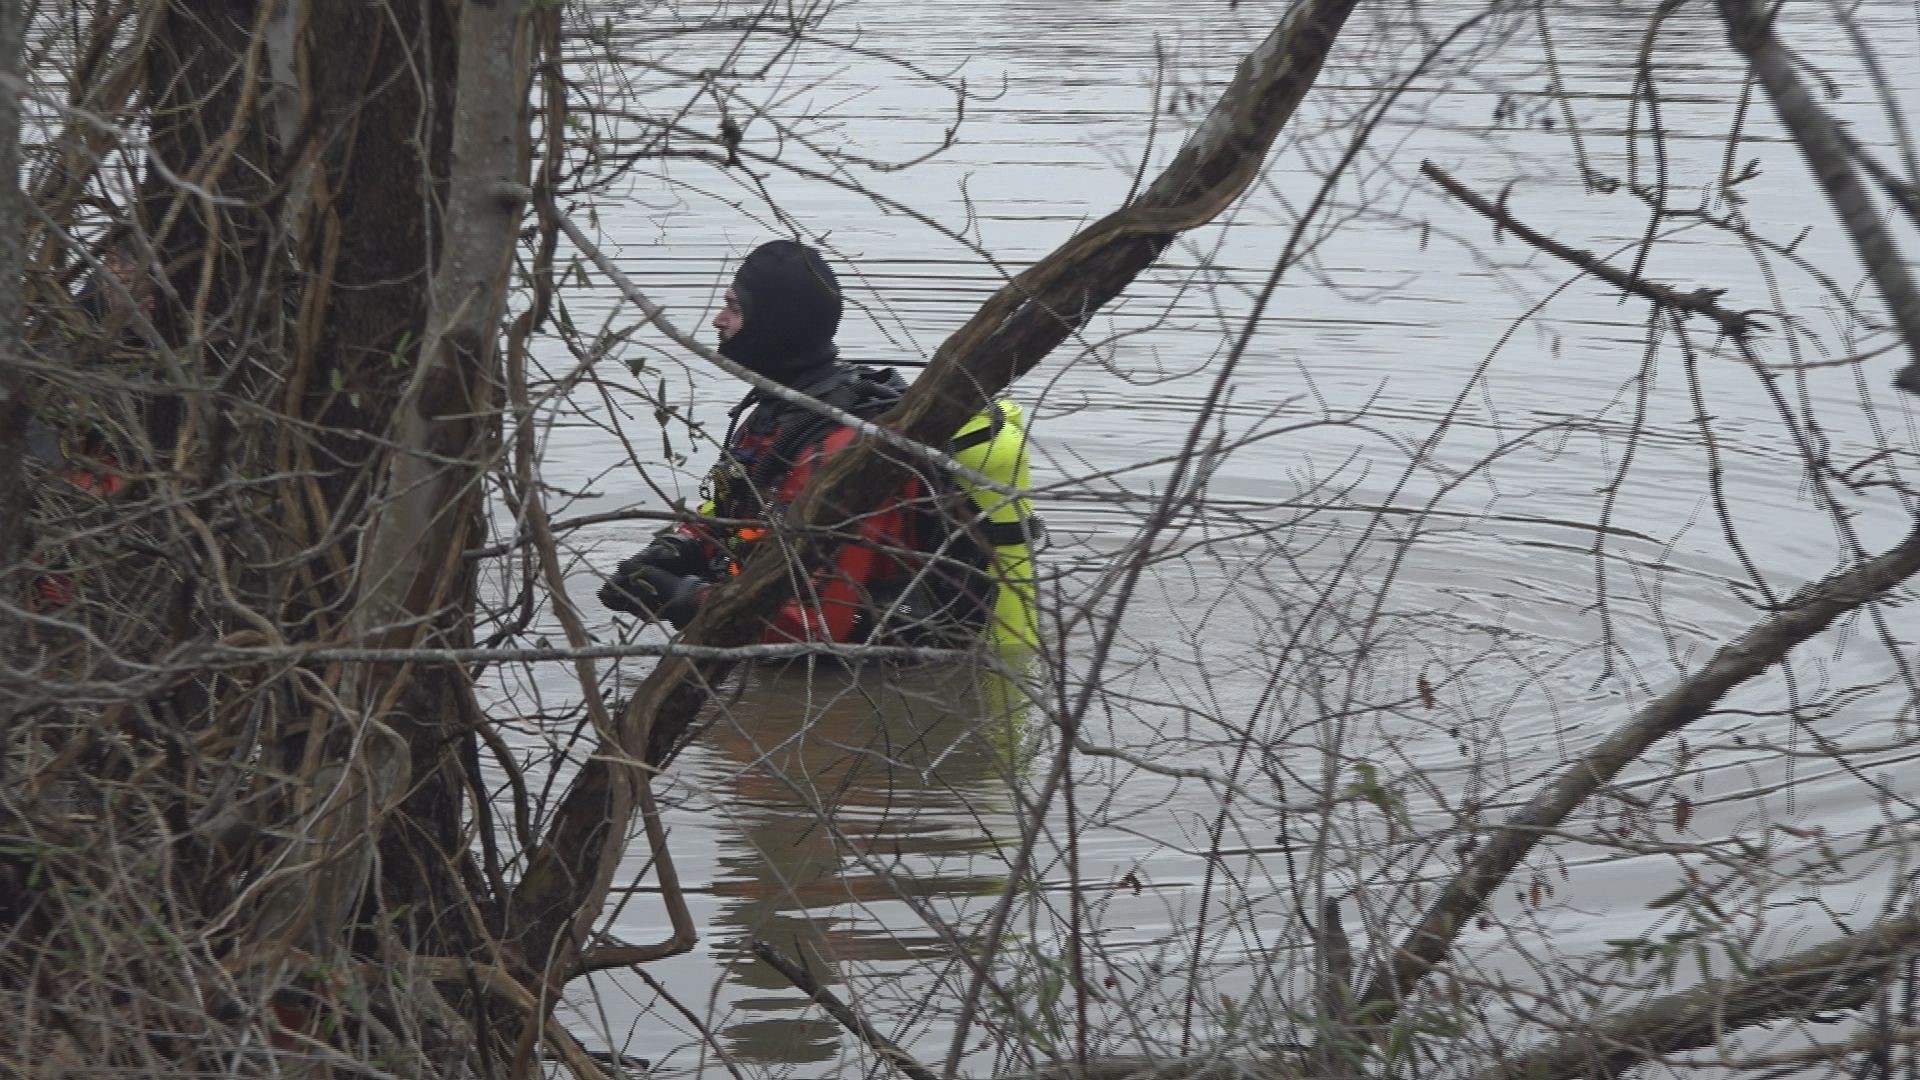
left=1357, top=522, right=1920, bottom=1019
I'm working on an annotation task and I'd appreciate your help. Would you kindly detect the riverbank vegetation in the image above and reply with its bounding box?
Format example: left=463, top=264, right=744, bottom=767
left=4, top=0, right=1919, bottom=1077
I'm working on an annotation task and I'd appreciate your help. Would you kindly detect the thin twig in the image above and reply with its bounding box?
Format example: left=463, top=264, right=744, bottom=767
left=750, top=938, right=940, bottom=1080
left=1421, top=160, right=1763, bottom=339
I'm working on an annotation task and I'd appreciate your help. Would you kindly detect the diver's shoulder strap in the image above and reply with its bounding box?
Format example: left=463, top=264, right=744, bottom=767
left=947, top=400, right=1007, bottom=454
left=836, top=365, right=907, bottom=417
left=981, top=515, right=1046, bottom=548
left=764, top=379, right=1046, bottom=551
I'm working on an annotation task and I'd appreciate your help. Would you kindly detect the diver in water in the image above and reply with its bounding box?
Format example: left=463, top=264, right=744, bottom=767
left=599, top=239, right=1041, bottom=647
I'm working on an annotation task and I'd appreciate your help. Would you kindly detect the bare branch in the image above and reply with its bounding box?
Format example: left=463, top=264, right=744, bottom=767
left=1472, top=912, right=1920, bottom=1080
left=752, top=938, right=941, bottom=1080
left=1358, top=522, right=1920, bottom=1019
left=1714, top=0, right=1920, bottom=393
left=1421, top=160, right=1764, bottom=339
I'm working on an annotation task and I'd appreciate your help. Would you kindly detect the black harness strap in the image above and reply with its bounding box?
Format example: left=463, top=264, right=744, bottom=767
left=946, top=400, right=1007, bottom=454
left=945, top=401, right=1045, bottom=549
left=981, top=516, right=1046, bottom=548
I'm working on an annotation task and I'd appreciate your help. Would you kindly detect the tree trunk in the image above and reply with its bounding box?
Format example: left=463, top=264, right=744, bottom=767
left=137, top=0, right=276, bottom=368
left=288, top=0, right=482, bottom=961
left=0, top=0, right=29, bottom=761
left=341, top=0, right=528, bottom=964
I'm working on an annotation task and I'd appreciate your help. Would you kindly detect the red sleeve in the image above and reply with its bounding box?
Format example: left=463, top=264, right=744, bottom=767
left=759, top=424, right=919, bottom=644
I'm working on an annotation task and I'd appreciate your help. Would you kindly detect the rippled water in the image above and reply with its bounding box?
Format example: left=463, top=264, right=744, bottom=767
left=518, top=1, right=1920, bottom=1072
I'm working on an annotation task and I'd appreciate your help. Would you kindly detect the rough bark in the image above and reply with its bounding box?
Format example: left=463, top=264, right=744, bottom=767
left=285, top=0, right=473, bottom=953
left=346, top=0, right=523, bottom=656
left=0, top=0, right=28, bottom=749
left=296, top=0, right=458, bottom=478
left=339, top=0, right=528, bottom=964
left=509, top=0, right=1363, bottom=995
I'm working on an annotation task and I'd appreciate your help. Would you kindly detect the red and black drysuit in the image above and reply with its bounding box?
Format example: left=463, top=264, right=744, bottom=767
left=599, top=240, right=989, bottom=645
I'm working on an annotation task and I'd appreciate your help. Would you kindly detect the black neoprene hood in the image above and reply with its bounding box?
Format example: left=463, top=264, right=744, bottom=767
left=718, top=239, right=843, bottom=383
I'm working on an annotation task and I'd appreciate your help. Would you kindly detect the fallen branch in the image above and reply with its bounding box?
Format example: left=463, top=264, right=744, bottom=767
left=1421, top=161, right=1762, bottom=339
left=1471, top=911, right=1920, bottom=1080
left=1357, top=522, right=1920, bottom=1021
left=202, top=640, right=980, bottom=666
left=409, top=957, right=613, bottom=1080
left=752, top=938, right=940, bottom=1080
left=1708, top=1022, right=1920, bottom=1072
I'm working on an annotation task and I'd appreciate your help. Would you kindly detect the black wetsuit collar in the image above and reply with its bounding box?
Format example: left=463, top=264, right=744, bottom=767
left=731, top=360, right=851, bottom=416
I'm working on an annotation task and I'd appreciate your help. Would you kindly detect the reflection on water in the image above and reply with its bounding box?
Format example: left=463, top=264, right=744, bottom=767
left=688, top=661, right=1031, bottom=1067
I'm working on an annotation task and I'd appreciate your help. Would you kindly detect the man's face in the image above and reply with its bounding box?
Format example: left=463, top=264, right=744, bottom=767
left=713, top=287, right=744, bottom=343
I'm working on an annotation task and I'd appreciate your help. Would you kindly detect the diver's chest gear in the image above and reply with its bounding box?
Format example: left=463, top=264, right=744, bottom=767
left=702, top=363, right=1044, bottom=646
left=706, top=364, right=907, bottom=521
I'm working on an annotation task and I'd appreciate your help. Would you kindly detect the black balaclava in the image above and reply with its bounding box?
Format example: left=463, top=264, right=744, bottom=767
left=718, top=239, right=843, bottom=385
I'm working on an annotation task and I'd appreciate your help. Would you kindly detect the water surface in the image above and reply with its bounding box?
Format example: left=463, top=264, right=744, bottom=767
left=507, top=1, right=1920, bottom=1073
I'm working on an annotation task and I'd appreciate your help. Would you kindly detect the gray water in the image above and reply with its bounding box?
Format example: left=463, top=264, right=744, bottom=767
left=506, top=1, right=1920, bottom=1073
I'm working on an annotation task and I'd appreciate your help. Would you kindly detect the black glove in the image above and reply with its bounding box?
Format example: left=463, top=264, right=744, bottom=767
left=631, top=532, right=712, bottom=579
left=599, top=560, right=706, bottom=628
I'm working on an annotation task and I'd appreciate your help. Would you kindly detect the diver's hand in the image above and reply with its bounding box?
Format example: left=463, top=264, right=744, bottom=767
left=600, top=560, right=705, bottom=627
left=632, top=532, right=711, bottom=578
